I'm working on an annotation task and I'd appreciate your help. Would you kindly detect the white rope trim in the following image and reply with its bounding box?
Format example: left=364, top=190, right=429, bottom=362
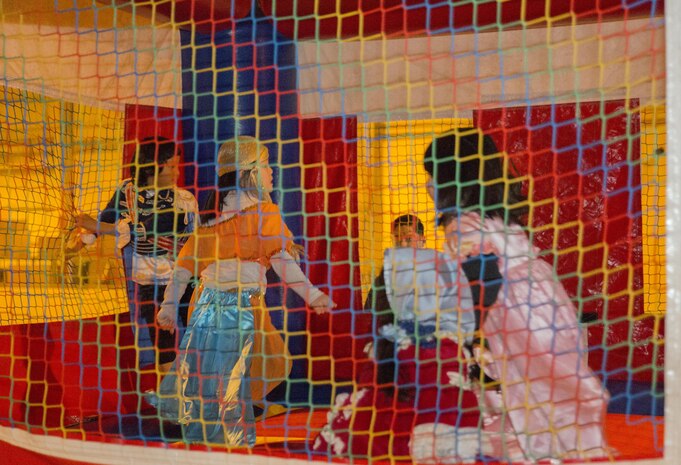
left=0, top=424, right=667, bottom=465
left=665, top=1, right=681, bottom=464
left=0, top=425, right=317, bottom=465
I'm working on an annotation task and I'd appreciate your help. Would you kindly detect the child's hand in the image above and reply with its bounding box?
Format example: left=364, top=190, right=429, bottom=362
left=310, top=294, right=336, bottom=314
left=458, top=240, right=479, bottom=257
left=65, top=227, right=96, bottom=252
left=157, top=304, right=178, bottom=334
left=445, top=237, right=495, bottom=259
left=444, top=239, right=477, bottom=259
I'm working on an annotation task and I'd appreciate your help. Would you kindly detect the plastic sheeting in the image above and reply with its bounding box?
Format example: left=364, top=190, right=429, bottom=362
left=476, top=100, right=663, bottom=383
left=0, top=22, right=181, bottom=111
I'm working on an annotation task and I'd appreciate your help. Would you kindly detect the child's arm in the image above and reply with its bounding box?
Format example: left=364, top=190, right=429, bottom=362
left=259, top=203, right=335, bottom=313
left=157, top=266, right=193, bottom=334
left=77, top=185, right=132, bottom=248
left=270, top=251, right=335, bottom=314
left=156, top=232, right=204, bottom=332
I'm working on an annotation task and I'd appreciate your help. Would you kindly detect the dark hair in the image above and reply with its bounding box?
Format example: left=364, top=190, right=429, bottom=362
left=392, top=214, right=425, bottom=236
left=200, top=171, right=238, bottom=224
left=199, top=169, right=260, bottom=224
left=132, top=136, right=177, bottom=187
left=423, top=129, right=527, bottom=225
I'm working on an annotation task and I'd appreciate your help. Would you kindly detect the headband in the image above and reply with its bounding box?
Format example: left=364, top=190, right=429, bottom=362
left=217, top=138, right=269, bottom=177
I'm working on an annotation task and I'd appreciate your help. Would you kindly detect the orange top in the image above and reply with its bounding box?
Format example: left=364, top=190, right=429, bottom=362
left=175, top=202, right=294, bottom=276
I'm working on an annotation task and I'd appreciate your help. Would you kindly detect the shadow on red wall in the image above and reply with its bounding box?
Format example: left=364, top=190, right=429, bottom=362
left=300, top=117, right=369, bottom=383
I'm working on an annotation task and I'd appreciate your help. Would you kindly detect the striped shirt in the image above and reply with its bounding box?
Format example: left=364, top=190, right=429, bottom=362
left=100, top=179, right=197, bottom=284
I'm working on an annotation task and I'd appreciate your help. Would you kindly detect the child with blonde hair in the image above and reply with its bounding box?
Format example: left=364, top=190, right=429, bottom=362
left=149, top=137, right=334, bottom=446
